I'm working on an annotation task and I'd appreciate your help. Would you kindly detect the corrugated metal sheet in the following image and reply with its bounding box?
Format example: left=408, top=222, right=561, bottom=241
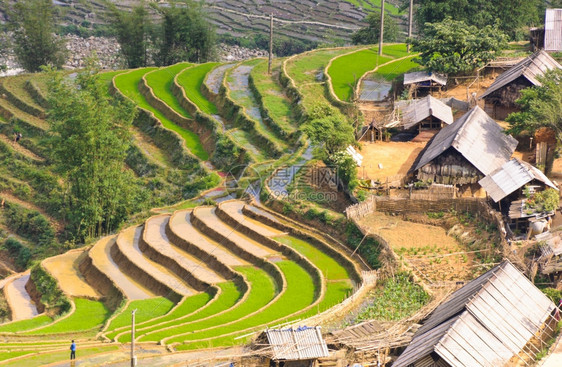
left=404, top=71, right=447, bottom=86
left=265, top=327, right=329, bottom=361
left=480, top=50, right=562, bottom=99
left=401, top=95, right=454, bottom=129
left=479, top=158, right=558, bottom=202
left=392, top=261, right=556, bottom=367
left=414, top=106, right=518, bottom=176
left=545, top=9, right=562, bottom=51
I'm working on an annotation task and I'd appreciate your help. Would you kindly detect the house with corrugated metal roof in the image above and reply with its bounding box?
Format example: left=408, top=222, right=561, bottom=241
left=479, top=50, right=562, bottom=119
left=412, top=106, right=517, bottom=196
left=403, top=71, right=447, bottom=98
left=392, top=260, right=558, bottom=367
left=255, top=326, right=329, bottom=366
left=399, top=95, right=454, bottom=134
left=545, top=8, right=562, bottom=51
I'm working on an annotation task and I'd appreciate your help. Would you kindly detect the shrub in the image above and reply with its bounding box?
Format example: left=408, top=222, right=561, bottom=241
left=3, top=237, right=31, bottom=270
left=3, top=202, right=55, bottom=247
left=346, top=221, right=381, bottom=268
left=542, top=288, right=562, bottom=304
left=29, top=264, right=71, bottom=314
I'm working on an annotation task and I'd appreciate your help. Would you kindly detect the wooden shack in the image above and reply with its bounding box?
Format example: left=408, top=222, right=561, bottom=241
left=392, top=261, right=558, bottom=367
left=480, top=50, right=562, bottom=119
left=403, top=71, right=447, bottom=98
left=400, top=95, right=453, bottom=133
left=413, top=106, right=518, bottom=196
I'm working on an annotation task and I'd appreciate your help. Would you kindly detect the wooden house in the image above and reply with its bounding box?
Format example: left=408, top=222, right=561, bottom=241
left=413, top=106, right=517, bottom=196
left=545, top=8, right=562, bottom=52
left=392, top=260, right=558, bottom=367
left=403, top=71, right=447, bottom=98
left=400, top=95, right=454, bottom=133
left=480, top=50, right=562, bottom=119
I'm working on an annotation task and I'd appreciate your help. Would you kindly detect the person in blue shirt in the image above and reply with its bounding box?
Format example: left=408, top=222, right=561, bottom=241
left=70, top=340, right=76, bottom=360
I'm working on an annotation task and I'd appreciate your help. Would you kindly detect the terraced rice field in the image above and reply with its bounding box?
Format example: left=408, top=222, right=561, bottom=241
left=113, top=68, right=208, bottom=160
left=0, top=200, right=361, bottom=364
left=176, top=62, right=221, bottom=115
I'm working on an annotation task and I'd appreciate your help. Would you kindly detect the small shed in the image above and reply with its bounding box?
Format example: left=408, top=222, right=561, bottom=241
left=479, top=158, right=558, bottom=203
left=403, top=71, right=447, bottom=98
left=413, top=106, right=517, bottom=194
left=480, top=50, right=562, bottom=119
left=400, top=95, right=454, bottom=133
left=258, top=327, right=329, bottom=367
left=392, top=260, right=558, bottom=367
left=545, top=8, right=562, bottom=52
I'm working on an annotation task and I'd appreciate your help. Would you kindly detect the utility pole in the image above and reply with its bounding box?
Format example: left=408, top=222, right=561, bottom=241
left=268, top=13, right=274, bottom=75
left=130, top=309, right=136, bottom=367
left=378, top=0, right=385, bottom=56
left=408, top=0, right=413, bottom=52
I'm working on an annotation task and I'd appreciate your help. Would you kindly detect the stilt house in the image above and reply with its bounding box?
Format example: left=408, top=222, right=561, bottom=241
left=413, top=106, right=517, bottom=196
left=480, top=50, right=562, bottom=119
left=392, top=260, right=558, bottom=367
left=403, top=71, right=447, bottom=98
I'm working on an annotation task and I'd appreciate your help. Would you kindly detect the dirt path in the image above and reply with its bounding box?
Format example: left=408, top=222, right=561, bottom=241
left=205, top=63, right=235, bottom=95
left=169, top=210, right=246, bottom=267
left=0, top=192, right=63, bottom=233
left=0, top=134, right=44, bottom=162
left=144, top=215, right=225, bottom=284
left=4, top=271, right=38, bottom=321
left=89, top=236, right=154, bottom=300
left=116, top=226, right=195, bottom=296
left=42, top=250, right=100, bottom=299
left=220, top=201, right=283, bottom=238
left=541, top=334, right=562, bottom=367
left=193, top=207, right=275, bottom=258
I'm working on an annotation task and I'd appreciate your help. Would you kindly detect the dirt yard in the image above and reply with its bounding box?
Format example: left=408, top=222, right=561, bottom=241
left=358, top=141, right=425, bottom=181
left=357, top=212, right=495, bottom=282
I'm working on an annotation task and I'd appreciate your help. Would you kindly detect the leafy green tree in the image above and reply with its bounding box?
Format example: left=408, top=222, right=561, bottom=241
left=105, top=0, right=151, bottom=68
left=303, top=115, right=355, bottom=156
left=326, top=151, right=358, bottom=191
left=46, top=61, right=138, bottom=241
left=506, top=69, right=562, bottom=143
left=411, top=18, right=507, bottom=75
left=352, top=11, right=400, bottom=45
left=413, top=0, right=545, bottom=40
left=151, top=0, right=216, bottom=65
left=3, top=0, right=67, bottom=72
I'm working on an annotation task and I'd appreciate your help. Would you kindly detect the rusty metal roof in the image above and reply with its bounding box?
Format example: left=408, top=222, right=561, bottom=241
left=393, top=261, right=556, bottom=367
left=265, top=327, right=329, bottom=361
left=479, top=158, right=558, bottom=202
left=414, top=106, right=518, bottom=176
left=480, top=50, right=562, bottom=99
left=545, top=9, right=562, bottom=51
left=401, top=95, right=454, bottom=129
left=404, top=71, right=447, bottom=86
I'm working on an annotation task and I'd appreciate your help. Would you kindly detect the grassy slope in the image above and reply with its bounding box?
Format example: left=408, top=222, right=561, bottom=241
left=250, top=59, right=296, bottom=134
left=176, top=62, right=221, bottom=115
left=1, top=75, right=44, bottom=112
left=344, top=0, right=403, bottom=15
left=0, top=315, right=53, bottom=333
left=0, top=345, right=120, bottom=366
left=145, top=63, right=193, bottom=118
left=113, top=68, right=208, bottom=161
left=24, top=298, right=110, bottom=334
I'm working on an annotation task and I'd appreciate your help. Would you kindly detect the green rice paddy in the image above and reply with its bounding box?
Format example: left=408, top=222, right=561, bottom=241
left=104, top=297, right=175, bottom=335
left=0, top=314, right=52, bottom=333
left=328, top=47, right=392, bottom=101
left=114, top=68, right=208, bottom=160
left=25, top=298, right=110, bottom=334
left=176, top=62, right=220, bottom=115
left=144, top=63, right=193, bottom=118
left=0, top=345, right=120, bottom=366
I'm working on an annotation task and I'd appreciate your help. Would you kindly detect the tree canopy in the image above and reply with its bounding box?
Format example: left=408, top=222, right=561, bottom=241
left=4, top=0, right=66, bottom=72
left=411, top=18, right=507, bottom=75
left=413, top=0, right=545, bottom=40
left=506, top=69, right=562, bottom=144
left=105, top=0, right=151, bottom=69
left=303, top=104, right=355, bottom=157
left=151, top=0, right=216, bottom=65
left=352, top=11, right=400, bottom=45
left=46, top=61, right=140, bottom=241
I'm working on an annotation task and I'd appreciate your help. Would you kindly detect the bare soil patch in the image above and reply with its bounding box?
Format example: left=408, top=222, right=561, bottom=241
left=358, top=141, right=425, bottom=181
left=42, top=249, right=100, bottom=299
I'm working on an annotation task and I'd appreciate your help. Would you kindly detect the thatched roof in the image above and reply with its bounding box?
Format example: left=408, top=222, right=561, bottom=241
left=479, top=158, right=558, bottom=202
left=480, top=50, right=562, bottom=99
left=401, top=95, right=454, bottom=129
left=545, top=8, right=562, bottom=51
left=414, top=106, right=518, bottom=176
left=393, top=261, right=556, bottom=367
